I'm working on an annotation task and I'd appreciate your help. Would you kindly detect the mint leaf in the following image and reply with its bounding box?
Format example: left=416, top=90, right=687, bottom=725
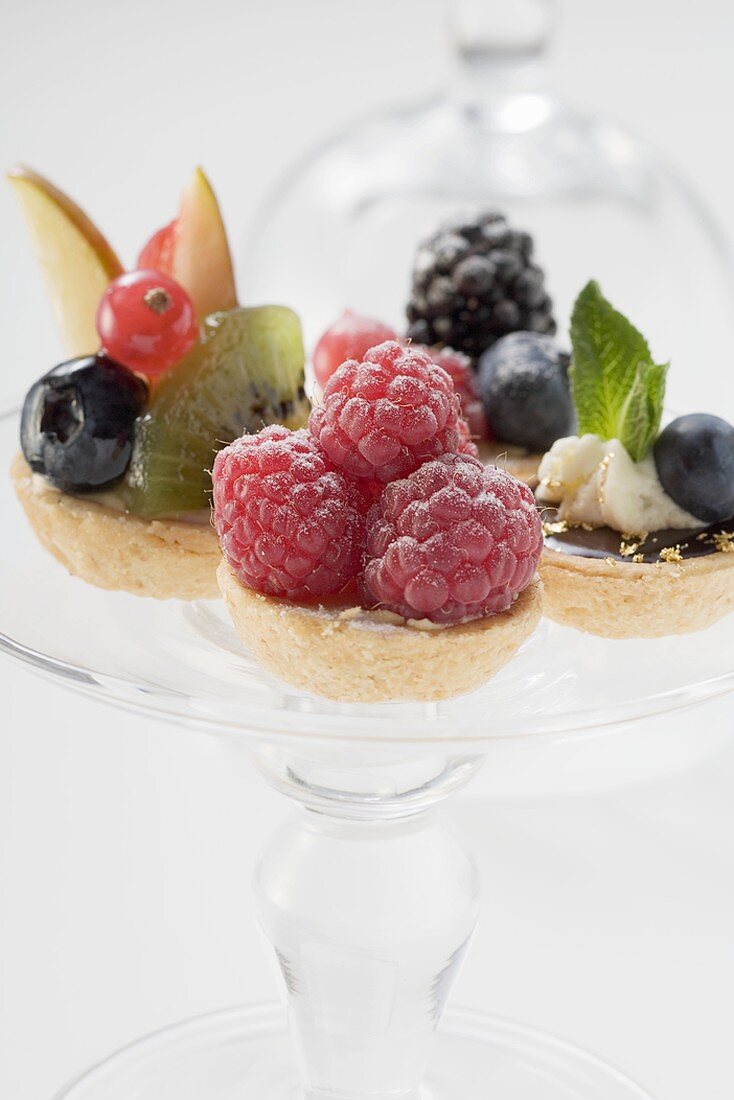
left=569, top=280, right=667, bottom=462
left=615, top=359, right=668, bottom=462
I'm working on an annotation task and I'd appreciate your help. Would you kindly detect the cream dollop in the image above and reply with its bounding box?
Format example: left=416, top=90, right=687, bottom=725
left=536, top=434, right=701, bottom=533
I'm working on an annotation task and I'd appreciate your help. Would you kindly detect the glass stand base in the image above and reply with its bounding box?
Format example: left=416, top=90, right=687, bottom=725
left=54, top=1002, right=653, bottom=1100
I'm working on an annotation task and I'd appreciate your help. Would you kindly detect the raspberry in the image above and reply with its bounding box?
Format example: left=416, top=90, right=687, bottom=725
left=457, top=417, right=479, bottom=457
left=212, top=426, right=367, bottom=600
left=308, top=340, right=462, bottom=485
left=312, top=310, right=398, bottom=388
left=426, top=347, right=490, bottom=443
left=361, top=453, right=542, bottom=624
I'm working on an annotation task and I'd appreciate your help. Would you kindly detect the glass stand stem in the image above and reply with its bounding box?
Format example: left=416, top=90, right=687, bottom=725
left=252, top=749, right=482, bottom=1100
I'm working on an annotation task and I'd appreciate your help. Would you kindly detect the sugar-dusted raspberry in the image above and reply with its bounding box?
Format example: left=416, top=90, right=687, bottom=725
left=212, top=425, right=367, bottom=600
left=457, top=417, right=479, bottom=457
left=427, top=347, right=490, bottom=442
left=308, top=340, right=462, bottom=485
left=361, top=453, right=542, bottom=624
left=312, top=309, right=397, bottom=388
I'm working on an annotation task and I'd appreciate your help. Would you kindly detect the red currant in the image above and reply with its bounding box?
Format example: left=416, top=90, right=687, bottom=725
left=96, top=269, right=198, bottom=379
left=137, top=219, right=177, bottom=273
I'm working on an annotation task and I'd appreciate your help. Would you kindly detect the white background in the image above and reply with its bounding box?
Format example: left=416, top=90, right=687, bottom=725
left=2, top=1, right=734, bottom=1097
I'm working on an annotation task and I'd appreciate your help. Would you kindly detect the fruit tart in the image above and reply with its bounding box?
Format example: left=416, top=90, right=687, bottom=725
left=537, top=280, right=734, bottom=638
left=312, top=211, right=574, bottom=485
left=9, top=166, right=308, bottom=600
left=213, top=341, right=543, bottom=703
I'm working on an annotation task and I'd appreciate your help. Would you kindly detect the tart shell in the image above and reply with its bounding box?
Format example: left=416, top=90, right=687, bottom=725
left=11, top=453, right=220, bottom=600
left=217, top=559, right=542, bottom=704
left=540, top=545, right=734, bottom=638
left=479, top=441, right=541, bottom=486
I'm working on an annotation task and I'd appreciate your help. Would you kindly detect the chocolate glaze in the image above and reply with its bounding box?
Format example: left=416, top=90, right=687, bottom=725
left=537, top=504, right=734, bottom=564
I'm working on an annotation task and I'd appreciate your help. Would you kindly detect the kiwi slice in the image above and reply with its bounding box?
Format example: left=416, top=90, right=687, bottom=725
left=123, top=306, right=308, bottom=518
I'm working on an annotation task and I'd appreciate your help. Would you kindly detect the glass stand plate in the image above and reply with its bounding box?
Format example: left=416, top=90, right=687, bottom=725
left=54, top=1003, right=654, bottom=1100
left=2, top=407, right=733, bottom=750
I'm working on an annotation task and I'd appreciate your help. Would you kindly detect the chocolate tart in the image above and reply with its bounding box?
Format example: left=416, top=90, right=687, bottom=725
left=12, top=453, right=220, bottom=600
left=539, top=506, right=734, bottom=638
left=218, top=560, right=542, bottom=703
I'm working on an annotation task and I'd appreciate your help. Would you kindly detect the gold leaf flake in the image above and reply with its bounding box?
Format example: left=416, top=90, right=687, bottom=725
left=619, top=530, right=647, bottom=558
left=713, top=531, right=734, bottom=553
left=542, top=520, right=569, bottom=536
left=596, top=453, right=613, bottom=506
left=539, top=475, right=563, bottom=491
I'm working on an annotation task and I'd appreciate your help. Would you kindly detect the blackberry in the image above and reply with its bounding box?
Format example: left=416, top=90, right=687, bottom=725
left=406, top=212, right=555, bottom=360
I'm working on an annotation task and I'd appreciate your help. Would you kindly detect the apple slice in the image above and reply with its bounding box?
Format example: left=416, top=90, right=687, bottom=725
left=138, top=168, right=237, bottom=321
left=173, top=167, right=237, bottom=319
left=8, top=165, right=123, bottom=357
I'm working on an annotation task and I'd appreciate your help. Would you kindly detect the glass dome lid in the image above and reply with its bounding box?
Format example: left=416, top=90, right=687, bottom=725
left=241, top=0, right=734, bottom=419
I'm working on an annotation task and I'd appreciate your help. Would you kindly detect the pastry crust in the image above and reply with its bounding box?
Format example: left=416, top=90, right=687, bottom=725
left=217, top=559, right=542, bottom=703
left=540, top=545, right=734, bottom=638
left=479, top=441, right=541, bottom=486
left=11, top=453, right=220, bottom=600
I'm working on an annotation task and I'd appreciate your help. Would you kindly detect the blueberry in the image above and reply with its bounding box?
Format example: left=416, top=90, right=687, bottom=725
left=653, top=414, right=734, bottom=523
left=21, top=354, right=148, bottom=493
left=477, top=332, right=574, bottom=452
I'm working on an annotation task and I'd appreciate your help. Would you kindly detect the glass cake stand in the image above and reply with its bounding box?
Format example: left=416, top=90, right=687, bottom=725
left=2, top=401, right=733, bottom=1100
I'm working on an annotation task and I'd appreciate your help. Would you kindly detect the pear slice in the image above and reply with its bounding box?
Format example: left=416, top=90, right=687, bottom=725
left=8, top=166, right=123, bottom=357
left=171, top=167, right=237, bottom=320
